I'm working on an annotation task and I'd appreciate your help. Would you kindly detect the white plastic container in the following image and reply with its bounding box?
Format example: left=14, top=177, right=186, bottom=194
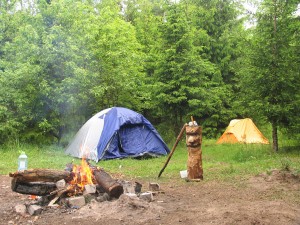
left=18, top=152, right=28, bottom=171
left=180, top=170, right=187, bottom=178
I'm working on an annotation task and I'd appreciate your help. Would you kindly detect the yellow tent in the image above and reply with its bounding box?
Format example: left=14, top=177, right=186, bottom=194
left=216, top=118, right=269, bottom=144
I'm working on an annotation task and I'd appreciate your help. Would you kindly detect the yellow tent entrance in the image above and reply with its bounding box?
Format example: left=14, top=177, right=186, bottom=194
left=217, top=118, right=269, bottom=144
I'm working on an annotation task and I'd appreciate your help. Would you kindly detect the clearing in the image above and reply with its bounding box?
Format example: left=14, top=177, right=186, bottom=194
left=0, top=169, right=299, bottom=225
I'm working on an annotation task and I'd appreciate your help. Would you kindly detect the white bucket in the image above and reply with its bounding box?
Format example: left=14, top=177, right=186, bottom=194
left=180, top=170, right=187, bottom=178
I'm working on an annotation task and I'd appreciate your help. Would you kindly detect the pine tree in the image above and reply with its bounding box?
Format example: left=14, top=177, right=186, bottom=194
left=241, top=0, right=300, bottom=151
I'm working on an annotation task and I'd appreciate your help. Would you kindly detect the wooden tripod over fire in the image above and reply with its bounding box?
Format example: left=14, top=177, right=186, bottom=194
left=158, top=117, right=203, bottom=180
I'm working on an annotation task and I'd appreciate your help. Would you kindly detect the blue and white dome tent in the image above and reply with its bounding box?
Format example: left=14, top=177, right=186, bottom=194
left=65, top=107, right=170, bottom=162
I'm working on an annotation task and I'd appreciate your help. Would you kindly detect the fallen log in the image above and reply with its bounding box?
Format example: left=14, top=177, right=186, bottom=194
left=93, top=168, right=123, bottom=198
left=9, top=169, right=72, bottom=183
left=11, top=178, right=57, bottom=196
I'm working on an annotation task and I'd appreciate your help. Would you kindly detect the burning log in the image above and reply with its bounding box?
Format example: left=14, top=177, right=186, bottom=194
left=93, top=168, right=123, bottom=198
left=11, top=178, right=57, bottom=196
left=9, top=169, right=72, bottom=183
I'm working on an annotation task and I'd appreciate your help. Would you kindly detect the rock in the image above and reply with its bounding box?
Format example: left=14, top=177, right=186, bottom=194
left=122, top=181, right=136, bottom=193
left=121, top=180, right=142, bottom=194
left=149, top=182, right=160, bottom=191
left=56, top=179, right=66, bottom=189
left=67, top=196, right=86, bottom=208
left=83, top=184, right=96, bottom=195
left=83, top=194, right=96, bottom=203
left=15, top=204, right=27, bottom=215
left=139, top=192, right=154, bottom=202
left=96, top=193, right=110, bottom=202
left=134, top=182, right=142, bottom=193
left=27, top=205, right=42, bottom=216
left=125, top=193, right=138, bottom=198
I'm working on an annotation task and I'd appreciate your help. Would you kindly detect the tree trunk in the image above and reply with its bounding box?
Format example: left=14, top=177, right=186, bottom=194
left=272, top=122, right=279, bottom=152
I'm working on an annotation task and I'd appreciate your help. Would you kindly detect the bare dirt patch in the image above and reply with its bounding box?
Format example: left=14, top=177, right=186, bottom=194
left=0, top=169, right=299, bottom=225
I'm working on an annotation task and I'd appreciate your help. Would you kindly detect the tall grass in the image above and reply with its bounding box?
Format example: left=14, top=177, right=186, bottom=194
left=1, top=139, right=299, bottom=183
left=0, top=143, right=77, bottom=174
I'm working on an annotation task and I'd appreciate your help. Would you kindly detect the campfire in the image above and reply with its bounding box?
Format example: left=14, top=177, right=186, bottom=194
left=67, top=158, right=97, bottom=195
left=9, top=159, right=151, bottom=215
left=9, top=158, right=125, bottom=198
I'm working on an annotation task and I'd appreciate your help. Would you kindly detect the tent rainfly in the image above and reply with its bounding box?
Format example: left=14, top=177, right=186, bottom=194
left=65, top=107, right=170, bottom=162
left=216, top=118, right=269, bottom=144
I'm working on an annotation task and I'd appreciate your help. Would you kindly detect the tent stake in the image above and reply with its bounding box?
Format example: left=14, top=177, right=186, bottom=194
left=158, top=123, right=187, bottom=178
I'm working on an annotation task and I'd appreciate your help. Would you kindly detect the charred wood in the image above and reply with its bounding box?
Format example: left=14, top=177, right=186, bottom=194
left=11, top=178, right=57, bottom=196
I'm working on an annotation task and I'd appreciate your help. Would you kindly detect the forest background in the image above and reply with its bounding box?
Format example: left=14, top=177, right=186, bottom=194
left=0, top=0, right=299, bottom=152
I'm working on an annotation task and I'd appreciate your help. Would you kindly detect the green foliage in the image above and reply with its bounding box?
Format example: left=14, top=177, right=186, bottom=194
left=0, top=0, right=298, bottom=148
left=90, top=3, right=146, bottom=110
left=239, top=0, right=300, bottom=150
left=152, top=2, right=224, bottom=132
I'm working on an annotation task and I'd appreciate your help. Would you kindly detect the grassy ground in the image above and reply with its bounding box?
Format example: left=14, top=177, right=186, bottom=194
left=1, top=139, right=299, bottom=182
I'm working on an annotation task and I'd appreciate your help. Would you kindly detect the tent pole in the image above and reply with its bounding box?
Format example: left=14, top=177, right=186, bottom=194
left=158, top=123, right=187, bottom=178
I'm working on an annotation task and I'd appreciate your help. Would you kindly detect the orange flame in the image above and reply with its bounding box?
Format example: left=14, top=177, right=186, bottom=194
left=69, top=158, right=95, bottom=193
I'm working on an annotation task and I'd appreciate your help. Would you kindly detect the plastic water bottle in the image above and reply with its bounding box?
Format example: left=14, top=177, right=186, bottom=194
left=18, top=151, right=28, bottom=171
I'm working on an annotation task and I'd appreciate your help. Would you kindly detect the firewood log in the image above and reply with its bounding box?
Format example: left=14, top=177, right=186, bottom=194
left=93, top=168, right=123, bottom=198
left=9, top=169, right=72, bottom=183
left=11, top=178, right=57, bottom=196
